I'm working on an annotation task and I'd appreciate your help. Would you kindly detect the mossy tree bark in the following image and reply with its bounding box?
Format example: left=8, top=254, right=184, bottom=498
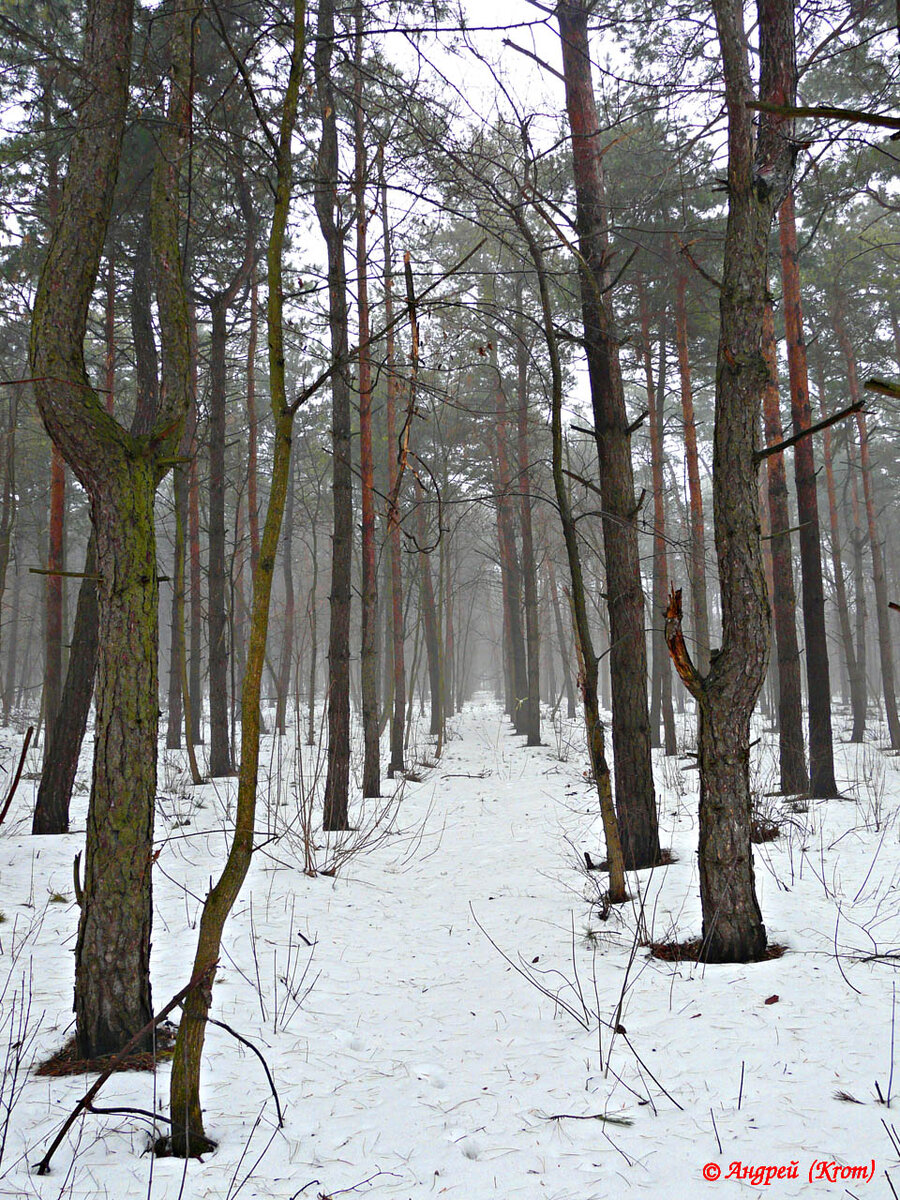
left=29, top=0, right=196, bottom=1053
left=167, top=2, right=305, bottom=1151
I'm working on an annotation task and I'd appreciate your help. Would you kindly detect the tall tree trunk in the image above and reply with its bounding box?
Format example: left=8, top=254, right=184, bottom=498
left=207, top=297, right=232, bottom=775
left=0, top=390, right=18, bottom=720
left=815, top=348, right=865, bottom=740
left=307, top=520, right=319, bottom=747
left=674, top=270, right=711, bottom=674
left=513, top=182, right=626, bottom=903
left=833, top=303, right=900, bottom=748
left=515, top=303, right=541, bottom=746
left=355, top=2, right=380, bottom=796
left=666, top=0, right=797, bottom=962
left=778, top=192, right=837, bottom=794
left=556, top=1, right=658, bottom=869
left=316, top=0, right=352, bottom=831
left=493, top=378, right=528, bottom=735
left=3, top=564, right=19, bottom=720
left=44, top=448, right=65, bottom=756
left=415, top=478, right=443, bottom=740
left=548, top=558, right=577, bottom=720
left=761, top=302, right=807, bottom=793
left=275, top=460, right=295, bottom=736
left=638, top=279, right=676, bottom=755
left=247, top=269, right=260, bottom=576
left=382, top=165, right=406, bottom=777
left=187, top=322, right=203, bottom=745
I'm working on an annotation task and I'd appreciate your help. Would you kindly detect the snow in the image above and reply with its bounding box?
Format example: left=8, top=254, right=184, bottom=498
left=0, top=697, right=898, bottom=1197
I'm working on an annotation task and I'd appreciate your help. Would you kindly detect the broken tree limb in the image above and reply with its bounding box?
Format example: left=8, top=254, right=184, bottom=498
left=865, top=376, right=900, bottom=399
left=747, top=99, right=900, bottom=134
left=754, top=399, right=863, bottom=462
left=664, top=585, right=704, bottom=700
left=35, top=965, right=214, bottom=1175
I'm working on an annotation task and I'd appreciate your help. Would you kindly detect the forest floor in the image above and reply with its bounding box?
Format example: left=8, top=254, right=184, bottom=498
left=0, top=695, right=899, bottom=1197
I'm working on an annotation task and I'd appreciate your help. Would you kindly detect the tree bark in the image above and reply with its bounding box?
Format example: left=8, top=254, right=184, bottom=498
left=556, top=2, right=658, bottom=868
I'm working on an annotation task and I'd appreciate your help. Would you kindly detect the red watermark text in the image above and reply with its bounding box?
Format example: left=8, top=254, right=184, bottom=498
left=702, top=1159, right=875, bottom=1185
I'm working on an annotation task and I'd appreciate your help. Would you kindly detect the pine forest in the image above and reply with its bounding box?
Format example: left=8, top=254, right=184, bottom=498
left=1, top=0, right=900, bottom=1194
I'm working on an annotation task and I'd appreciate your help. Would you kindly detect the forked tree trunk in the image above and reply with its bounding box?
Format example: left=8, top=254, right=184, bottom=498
left=761, top=302, right=807, bottom=793
left=778, top=191, right=837, bottom=795
left=666, top=0, right=797, bottom=963
left=30, top=0, right=189, bottom=1055
left=556, top=1, right=658, bottom=869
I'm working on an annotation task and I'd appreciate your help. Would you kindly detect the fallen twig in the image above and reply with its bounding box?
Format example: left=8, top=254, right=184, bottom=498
left=34, top=965, right=214, bottom=1175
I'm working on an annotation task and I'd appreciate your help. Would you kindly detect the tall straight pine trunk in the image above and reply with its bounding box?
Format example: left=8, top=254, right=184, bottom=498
left=556, top=1, right=658, bottom=868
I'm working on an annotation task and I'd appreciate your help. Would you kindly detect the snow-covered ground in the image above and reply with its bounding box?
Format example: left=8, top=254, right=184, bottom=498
left=0, top=695, right=899, bottom=1197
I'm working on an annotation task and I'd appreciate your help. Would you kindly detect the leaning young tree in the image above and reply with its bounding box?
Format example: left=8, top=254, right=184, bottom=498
left=665, top=0, right=797, bottom=962
left=166, top=0, right=306, bottom=1154
left=29, top=0, right=195, bottom=1053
